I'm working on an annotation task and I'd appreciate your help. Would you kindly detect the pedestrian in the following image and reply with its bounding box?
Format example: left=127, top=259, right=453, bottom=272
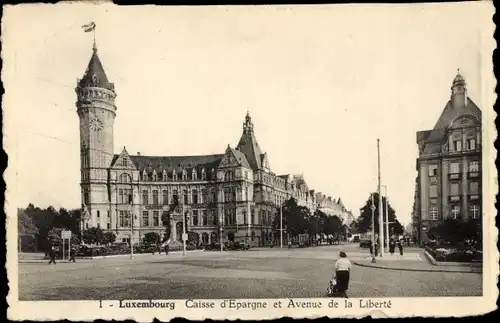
left=398, top=239, right=404, bottom=256
left=369, top=241, right=373, bottom=256
left=164, top=244, right=169, bottom=255
left=48, top=247, right=57, bottom=265
left=333, top=251, right=351, bottom=298
left=374, top=242, right=379, bottom=257
left=157, top=243, right=162, bottom=255
left=288, top=240, right=292, bottom=249
left=389, top=239, right=395, bottom=255
left=69, top=247, right=76, bottom=262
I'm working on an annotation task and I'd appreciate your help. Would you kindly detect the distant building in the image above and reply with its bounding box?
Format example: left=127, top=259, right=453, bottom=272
left=413, top=70, right=482, bottom=243
left=75, top=42, right=349, bottom=247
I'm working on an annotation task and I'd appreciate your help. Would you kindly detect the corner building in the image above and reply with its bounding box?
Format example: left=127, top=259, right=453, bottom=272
left=76, top=44, right=348, bottom=246
left=413, top=71, right=482, bottom=242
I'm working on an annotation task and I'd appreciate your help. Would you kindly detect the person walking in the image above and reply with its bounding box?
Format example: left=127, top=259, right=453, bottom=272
left=48, top=247, right=57, bottom=265
left=389, top=239, right=395, bottom=255
left=333, top=251, right=351, bottom=298
left=69, top=247, right=76, bottom=262
left=398, top=239, right=404, bottom=256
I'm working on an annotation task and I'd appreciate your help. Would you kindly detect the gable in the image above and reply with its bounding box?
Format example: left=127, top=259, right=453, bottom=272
left=449, top=114, right=480, bottom=129
left=111, top=149, right=137, bottom=170
left=218, top=148, right=251, bottom=169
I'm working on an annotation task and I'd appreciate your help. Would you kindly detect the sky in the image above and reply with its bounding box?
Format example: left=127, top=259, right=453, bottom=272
left=3, top=3, right=494, bottom=226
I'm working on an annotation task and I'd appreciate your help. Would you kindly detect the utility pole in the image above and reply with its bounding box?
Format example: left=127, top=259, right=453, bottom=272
left=377, top=138, right=384, bottom=258
left=370, top=194, right=376, bottom=263
left=280, top=205, right=283, bottom=248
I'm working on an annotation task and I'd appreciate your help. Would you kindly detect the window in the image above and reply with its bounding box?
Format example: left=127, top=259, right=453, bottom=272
left=162, top=211, right=168, bottom=226
left=202, top=210, right=208, bottom=226
left=469, top=205, right=480, bottom=219
left=152, top=190, right=159, bottom=205
left=142, top=190, right=149, bottom=205
left=107, top=223, right=110, bottom=229
left=142, top=172, right=148, bottom=181
left=126, top=189, right=132, bottom=204
left=173, top=172, right=177, bottom=181
left=153, top=211, right=159, bottom=226
left=97, top=210, right=100, bottom=218
left=142, top=211, right=149, bottom=227
left=251, top=231, right=255, bottom=241
left=162, top=190, right=168, bottom=205
left=450, top=205, right=460, bottom=219
left=192, top=171, right=197, bottom=181
left=450, top=183, right=460, bottom=196
left=120, top=211, right=130, bottom=227
left=453, top=140, right=463, bottom=152
left=183, top=190, right=188, bottom=204
left=450, top=162, right=460, bottom=174
left=97, top=223, right=100, bottom=229
left=119, top=173, right=131, bottom=183
left=211, top=188, right=217, bottom=202
left=163, top=172, right=167, bottom=181
left=192, top=190, right=198, bottom=204
left=119, top=189, right=124, bottom=203
left=201, top=170, right=206, bottom=181
left=429, top=185, right=438, bottom=198
left=245, top=171, right=248, bottom=179
left=152, top=173, right=157, bottom=181
left=107, top=210, right=110, bottom=218
left=182, top=170, right=187, bottom=181
left=212, top=210, right=218, bottom=225
left=243, top=210, right=247, bottom=225
left=84, top=191, right=90, bottom=205
left=251, top=210, right=255, bottom=224
left=429, top=206, right=439, bottom=220
left=224, top=171, right=233, bottom=181
left=467, top=138, right=476, bottom=150
left=224, top=187, right=231, bottom=202
left=469, top=182, right=479, bottom=195
left=201, top=189, right=207, bottom=203
left=469, top=161, right=479, bottom=172
left=192, top=210, right=199, bottom=226
left=173, top=190, right=179, bottom=205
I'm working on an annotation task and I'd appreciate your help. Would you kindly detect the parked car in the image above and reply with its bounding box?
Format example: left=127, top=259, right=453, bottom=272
left=359, top=239, right=371, bottom=248
left=353, top=236, right=360, bottom=243
left=233, top=241, right=250, bottom=250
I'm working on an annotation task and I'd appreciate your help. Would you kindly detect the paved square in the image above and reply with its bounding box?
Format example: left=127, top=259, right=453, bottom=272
left=18, top=245, right=482, bottom=300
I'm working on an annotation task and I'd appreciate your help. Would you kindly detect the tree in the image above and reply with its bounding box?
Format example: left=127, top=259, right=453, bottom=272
left=18, top=209, right=38, bottom=252
left=82, top=227, right=105, bottom=245
left=102, top=231, right=117, bottom=245
left=356, top=192, right=404, bottom=236
left=272, top=198, right=310, bottom=239
left=161, top=211, right=171, bottom=242
left=144, top=232, right=160, bottom=245
left=427, top=218, right=481, bottom=247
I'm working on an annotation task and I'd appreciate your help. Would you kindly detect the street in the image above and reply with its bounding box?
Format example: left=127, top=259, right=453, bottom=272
left=18, top=244, right=482, bottom=300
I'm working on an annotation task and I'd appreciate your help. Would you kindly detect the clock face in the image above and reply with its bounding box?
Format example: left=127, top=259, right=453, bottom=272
left=89, top=118, right=103, bottom=131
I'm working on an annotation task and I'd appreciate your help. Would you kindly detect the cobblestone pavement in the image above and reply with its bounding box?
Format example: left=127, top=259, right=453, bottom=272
left=18, top=244, right=482, bottom=300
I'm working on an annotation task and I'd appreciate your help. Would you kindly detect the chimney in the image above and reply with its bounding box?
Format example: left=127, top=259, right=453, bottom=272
left=137, top=152, right=141, bottom=156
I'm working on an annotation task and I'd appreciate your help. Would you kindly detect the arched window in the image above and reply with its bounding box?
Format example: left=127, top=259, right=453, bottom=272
left=119, top=173, right=132, bottom=183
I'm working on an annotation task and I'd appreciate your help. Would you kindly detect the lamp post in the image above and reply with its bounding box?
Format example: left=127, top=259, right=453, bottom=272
left=370, top=193, right=376, bottom=263
left=377, top=138, right=384, bottom=258
left=182, top=211, right=190, bottom=256
left=381, top=185, right=389, bottom=253
left=280, top=205, right=283, bottom=249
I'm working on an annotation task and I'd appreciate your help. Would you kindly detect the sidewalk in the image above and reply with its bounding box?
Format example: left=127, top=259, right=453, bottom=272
left=353, top=254, right=482, bottom=273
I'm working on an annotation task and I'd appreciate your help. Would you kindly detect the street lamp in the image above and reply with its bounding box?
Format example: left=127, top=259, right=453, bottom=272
left=381, top=185, right=389, bottom=253
left=183, top=211, right=190, bottom=256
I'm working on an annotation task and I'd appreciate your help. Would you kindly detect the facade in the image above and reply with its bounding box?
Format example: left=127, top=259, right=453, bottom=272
left=413, top=71, right=482, bottom=243
left=76, top=44, right=349, bottom=247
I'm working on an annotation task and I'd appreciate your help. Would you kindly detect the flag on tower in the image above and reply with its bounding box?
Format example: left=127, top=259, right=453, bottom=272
left=82, top=22, right=96, bottom=32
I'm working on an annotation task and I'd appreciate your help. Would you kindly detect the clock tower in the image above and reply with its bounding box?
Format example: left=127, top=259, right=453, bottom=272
left=76, top=42, right=117, bottom=229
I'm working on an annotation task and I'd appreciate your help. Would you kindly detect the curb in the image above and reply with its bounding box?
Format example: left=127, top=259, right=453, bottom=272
left=423, top=250, right=482, bottom=267
left=83, top=249, right=206, bottom=260
left=353, top=260, right=481, bottom=273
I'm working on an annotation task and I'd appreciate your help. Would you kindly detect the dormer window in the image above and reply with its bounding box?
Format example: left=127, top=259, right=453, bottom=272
left=142, top=170, right=148, bottom=181
left=201, top=168, right=206, bottom=181
left=122, top=158, right=128, bottom=167
left=182, top=170, right=187, bottom=181
left=163, top=170, right=167, bottom=181
left=192, top=169, right=197, bottom=181
left=152, top=170, right=157, bottom=181
left=172, top=170, right=177, bottom=181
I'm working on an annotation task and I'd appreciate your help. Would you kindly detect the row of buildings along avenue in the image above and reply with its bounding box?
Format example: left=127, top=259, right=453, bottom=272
left=76, top=43, right=353, bottom=247
left=412, top=70, right=482, bottom=243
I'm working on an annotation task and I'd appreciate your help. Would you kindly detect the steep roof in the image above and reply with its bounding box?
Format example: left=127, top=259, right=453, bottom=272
left=235, top=112, right=263, bottom=170
left=422, top=97, right=482, bottom=154
left=229, top=148, right=251, bottom=169
left=78, top=48, right=114, bottom=91
left=111, top=153, right=224, bottom=179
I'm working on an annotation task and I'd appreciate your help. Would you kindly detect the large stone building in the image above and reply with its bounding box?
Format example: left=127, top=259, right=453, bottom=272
left=76, top=43, right=349, bottom=246
left=413, top=71, right=482, bottom=243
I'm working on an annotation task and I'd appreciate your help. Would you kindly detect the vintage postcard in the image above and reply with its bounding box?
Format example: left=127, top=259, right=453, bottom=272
left=3, top=2, right=498, bottom=321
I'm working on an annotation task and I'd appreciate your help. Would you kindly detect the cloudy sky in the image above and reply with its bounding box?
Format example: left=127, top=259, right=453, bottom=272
left=4, top=3, right=494, bottom=226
